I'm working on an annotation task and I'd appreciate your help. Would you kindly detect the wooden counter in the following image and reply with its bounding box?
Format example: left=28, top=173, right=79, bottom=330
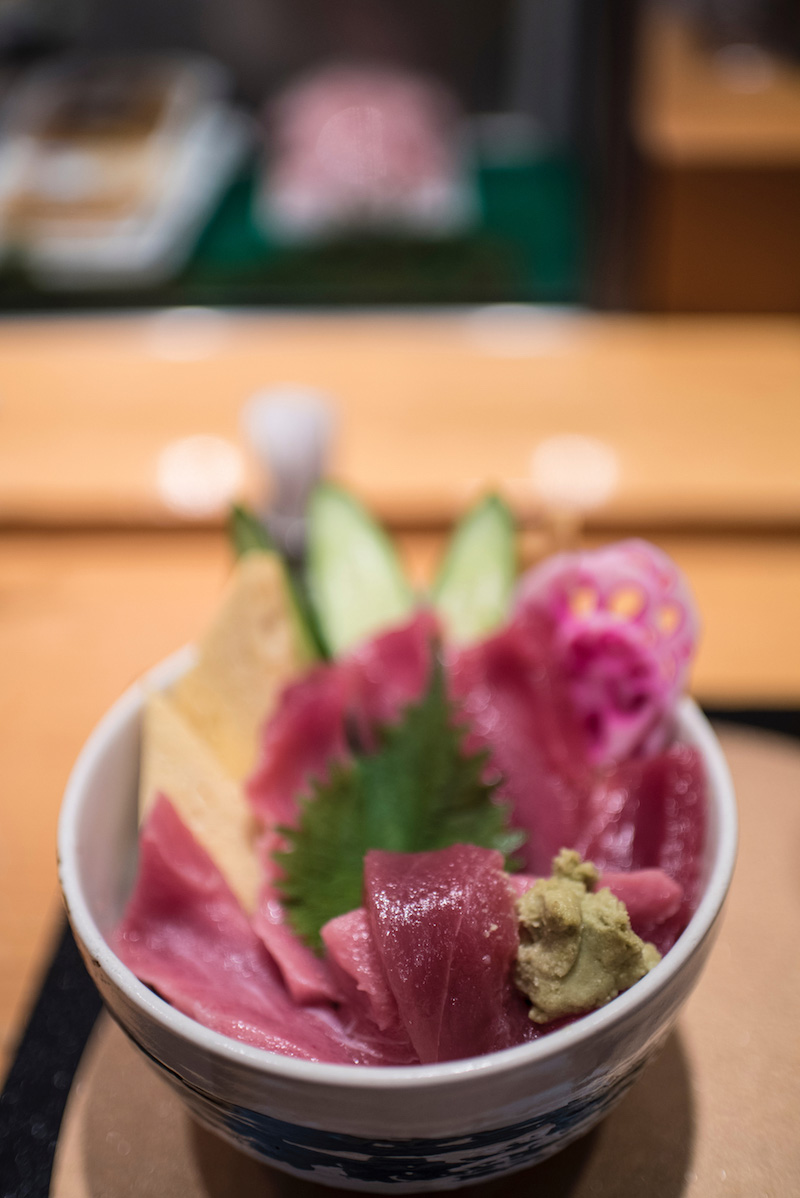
left=0, top=310, right=799, bottom=529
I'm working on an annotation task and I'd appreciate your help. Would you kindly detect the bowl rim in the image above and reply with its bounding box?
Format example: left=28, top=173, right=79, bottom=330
left=58, top=646, right=738, bottom=1092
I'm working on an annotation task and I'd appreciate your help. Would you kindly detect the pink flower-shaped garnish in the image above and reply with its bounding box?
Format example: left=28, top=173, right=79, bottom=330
left=515, top=540, right=699, bottom=767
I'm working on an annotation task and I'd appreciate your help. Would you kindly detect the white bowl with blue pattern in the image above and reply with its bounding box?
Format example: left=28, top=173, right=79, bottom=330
left=58, top=649, right=737, bottom=1191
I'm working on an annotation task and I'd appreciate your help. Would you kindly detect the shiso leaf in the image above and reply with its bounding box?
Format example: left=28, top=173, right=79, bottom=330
left=275, top=654, right=525, bottom=950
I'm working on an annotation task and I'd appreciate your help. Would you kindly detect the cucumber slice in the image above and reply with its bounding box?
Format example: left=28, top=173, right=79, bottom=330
left=307, top=484, right=415, bottom=656
left=432, top=495, right=516, bottom=643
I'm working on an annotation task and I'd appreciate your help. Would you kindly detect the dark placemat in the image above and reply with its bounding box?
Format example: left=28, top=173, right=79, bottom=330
left=0, top=921, right=101, bottom=1198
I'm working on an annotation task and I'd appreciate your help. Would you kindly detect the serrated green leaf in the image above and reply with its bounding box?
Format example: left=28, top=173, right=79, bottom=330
left=275, top=654, right=525, bottom=950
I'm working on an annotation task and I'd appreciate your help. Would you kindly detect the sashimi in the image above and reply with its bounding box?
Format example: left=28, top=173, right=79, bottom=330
left=247, top=664, right=349, bottom=829
left=322, top=909, right=419, bottom=1064
left=364, top=845, right=536, bottom=1063
left=576, top=744, right=706, bottom=951
left=322, top=908, right=400, bottom=1033
left=515, top=540, right=698, bottom=767
left=247, top=612, right=434, bottom=828
left=115, top=797, right=380, bottom=1064
left=252, top=884, right=341, bottom=1006
left=449, top=620, right=593, bottom=875
left=346, top=608, right=436, bottom=735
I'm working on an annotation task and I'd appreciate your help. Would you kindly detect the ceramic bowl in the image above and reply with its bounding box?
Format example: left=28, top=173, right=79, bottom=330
left=58, top=647, right=737, bottom=1192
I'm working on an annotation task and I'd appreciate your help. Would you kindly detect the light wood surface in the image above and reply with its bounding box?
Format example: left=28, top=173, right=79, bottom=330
left=0, top=531, right=230, bottom=1070
left=51, top=726, right=800, bottom=1197
left=635, top=4, right=800, bottom=165
left=1, top=311, right=799, bottom=530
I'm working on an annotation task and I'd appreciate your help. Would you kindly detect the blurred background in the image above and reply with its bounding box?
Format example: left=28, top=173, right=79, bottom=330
left=1, top=1, right=800, bottom=1181
left=0, top=0, right=795, bottom=309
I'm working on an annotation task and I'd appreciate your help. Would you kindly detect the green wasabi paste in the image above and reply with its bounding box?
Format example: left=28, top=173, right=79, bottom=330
left=515, top=849, right=661, bottom=1024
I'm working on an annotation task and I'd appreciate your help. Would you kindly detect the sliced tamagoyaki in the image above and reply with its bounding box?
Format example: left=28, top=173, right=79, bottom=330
left=138, top=550, right=317, bottom=911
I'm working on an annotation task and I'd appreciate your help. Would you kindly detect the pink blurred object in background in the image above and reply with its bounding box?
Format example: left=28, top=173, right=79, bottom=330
left=258, top=64, right=476, bottom=241
left=515, top=540, right=700, bottom=767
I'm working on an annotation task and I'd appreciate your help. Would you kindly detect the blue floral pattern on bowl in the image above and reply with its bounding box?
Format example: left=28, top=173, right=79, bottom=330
left=151, top=1048, right=646, bottom=1189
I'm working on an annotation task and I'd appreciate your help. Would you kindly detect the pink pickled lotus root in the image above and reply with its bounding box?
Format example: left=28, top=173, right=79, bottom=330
left=262, top=65, right=471, bottom=240
left=515, top=540, right=699, bottom=767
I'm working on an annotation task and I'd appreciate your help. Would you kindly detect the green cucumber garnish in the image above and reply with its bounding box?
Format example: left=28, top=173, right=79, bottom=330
left=432, top=494, right=516, bottom=643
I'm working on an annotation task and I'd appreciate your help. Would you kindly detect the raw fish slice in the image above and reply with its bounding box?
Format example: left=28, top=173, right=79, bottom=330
left=450, top=621, right=593, bottom=875
left=578, top=746, right=705, bottom=872
left=508, top=868, right=682, bottom=946
left=253, top=885, right=341, bottom=1005
left=114, top=797, right=373, bottom=1064
left=247, top=664, right=349, bottom=828
left=251, top=828, right=341, bottom=1004
left=365, top=845, right=535, bottom=1063
left=576, top=759, right=657, bottom=872
left=646, top=744, right=707, bottom=948
left=346, top=609, right=437, bottom=735
left=515, top=540, right=698, bottom=767
left=322, top=908, right=400, bottom=1032
left=596, top=869, right=682, bottom=945
left=322, top=909, right=419, bottom=1064
left=577, top=744, right=706, bottom=945
left=248, top=612, right=434, bottom=829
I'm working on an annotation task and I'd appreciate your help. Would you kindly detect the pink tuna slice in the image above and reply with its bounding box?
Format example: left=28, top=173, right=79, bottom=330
left=114, top=796, right=386, bottom=1064
left=250, top=828, right=341, bottom=1005
left=252, top=885, right=341, bottom=1006
left=246, top=612, right=437, bottom=1005
left=576, top=743, right=707, bottom=952
left=515, top=539, right=699, bottom=767
left=345, top=608, right=437, bottom=738
left=322, top=908, right=419, bottom=1064
left=364, top=845, right=536, bottom=1063
left=449, top=619, right=594, bottom=875
left=247, top=610, right=435, bottom=829
left=247, top=662, right=350, bottom=829
left=322, top=908, right=401, bottom=1032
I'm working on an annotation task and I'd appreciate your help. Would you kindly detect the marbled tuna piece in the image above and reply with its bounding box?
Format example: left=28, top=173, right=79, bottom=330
left=364, top=845, right=536, bottom=1063
left=515, top=540, right=699, bottom=767
left=252, top=880, right=341, bottom=1006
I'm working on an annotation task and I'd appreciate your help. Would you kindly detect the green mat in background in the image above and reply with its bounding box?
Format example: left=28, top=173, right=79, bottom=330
left=0, top=154, right=585, bottom=311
